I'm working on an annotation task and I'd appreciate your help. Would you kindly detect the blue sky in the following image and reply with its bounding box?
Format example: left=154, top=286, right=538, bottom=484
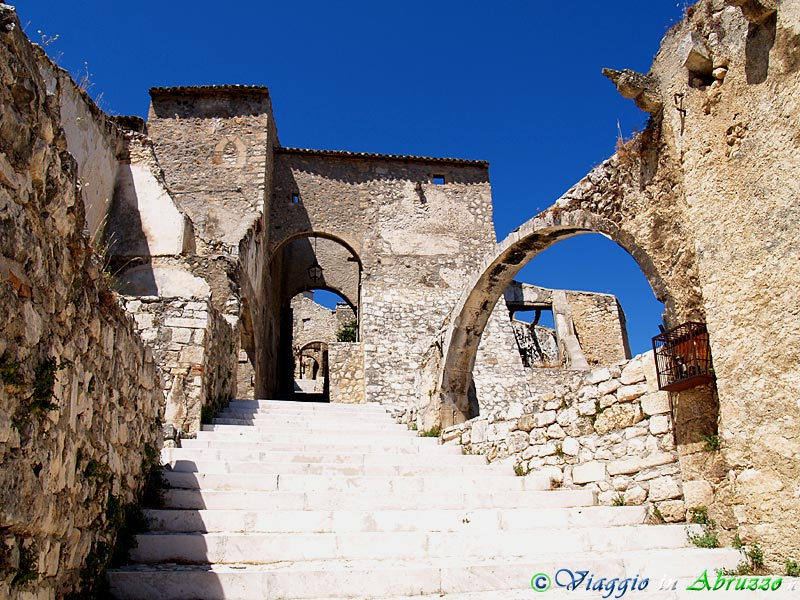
left=17, top=1, right=688, bottom=355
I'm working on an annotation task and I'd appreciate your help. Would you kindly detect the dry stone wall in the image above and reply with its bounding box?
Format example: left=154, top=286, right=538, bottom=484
left=0, top=6, right=163, bottom=597
left=442, top=352, right=686, bottom=519
left=122, top=295, right=236, bottom=437
left=328, top=342, right=366, bottom=404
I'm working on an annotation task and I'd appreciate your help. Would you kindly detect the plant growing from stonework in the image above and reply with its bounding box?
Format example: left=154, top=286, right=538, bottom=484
left=336, top=320, right=358, bottom=342
left=419, top=425, right=441, bottom=438
left=513, top=462, right=530, bottom=477
left=612, top=493, right=626, bottom=506
left=722, top=535, right=767, bottom=576
left=648, top=505, right=665, bottom=524
left=687, top=507, right=720, bottom=549
left=785, top=558, right=800, bottom=577
left=0, top=355, right=23, bottom=386
left=28, top=357, right=66, bottom=415
left=11, top=543, right=39, bottom=587
left=701, top=434, right=721, bottom=452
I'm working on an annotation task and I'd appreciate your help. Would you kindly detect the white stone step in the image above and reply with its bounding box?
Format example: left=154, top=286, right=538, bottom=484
left=164, top=458, right=509, bottom=477
left=219, top=402, right=390, bottom=412
left=130, top=525, right=698, bottom=564
left=143, top=505, right=648, bottom=533
left=197, top=428, right=417, bottom=441
left=228, top=399, right=389, bottom=411
left=160, top=488, right=596, bottom=511
left=200, top=422, right=408, bottom=434
left=209, top=417, right=398, bottom=428
left=162, top=447, right=490, bottom=467
left=178, top=438, right=461, bottom=454
left=160, top=471, right=551, bottom=493
left=107, top=549, right=743, bottom=600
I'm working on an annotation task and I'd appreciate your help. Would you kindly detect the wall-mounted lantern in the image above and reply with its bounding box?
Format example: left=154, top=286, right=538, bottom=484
left=307, top=235, right=324, bottom=282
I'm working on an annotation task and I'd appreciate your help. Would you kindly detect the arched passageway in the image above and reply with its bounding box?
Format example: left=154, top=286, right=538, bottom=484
left=268, top=231, right=362, bottom=399
left=436, top=208, right=670, bottom=424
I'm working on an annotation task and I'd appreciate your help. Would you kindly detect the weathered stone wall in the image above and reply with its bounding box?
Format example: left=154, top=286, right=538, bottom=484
left=328, top=342, right=366, bottom=404
left=123, top=295, right=236, bottom=436
left=443, top=352, right=685, bottom=519
left=565, top=290, right=631, bottom=366
left=0, top=7, right=163, bottom=597
left=431, top=0, right=800, bottom=567
left=643, top=0, right=800, bottom=566
left=147, top=87, right=273, bottom=254
left=290, top=294, right=354, bottom=350
left=272, top=151, right=523, bottom=409
left=34, top=46, right=124, bottom=241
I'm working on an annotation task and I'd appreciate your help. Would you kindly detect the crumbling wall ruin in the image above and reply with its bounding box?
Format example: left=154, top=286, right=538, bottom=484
left=429, top=0, right=800, bottom=569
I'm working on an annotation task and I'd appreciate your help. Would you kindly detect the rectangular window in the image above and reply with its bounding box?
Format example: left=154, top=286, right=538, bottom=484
left=432, top=175, right=446, bottom=185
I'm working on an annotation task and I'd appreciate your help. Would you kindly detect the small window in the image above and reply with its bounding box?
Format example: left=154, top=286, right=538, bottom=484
left=432, top=175, right=446, bottom=185
left=291, top=192, right=301, bottom=204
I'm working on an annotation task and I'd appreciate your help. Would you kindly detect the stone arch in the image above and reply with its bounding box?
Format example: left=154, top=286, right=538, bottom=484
left=212, top=136, right=246, bottom=167
left=437, top=207, right=671, bottom=423
left=269, top=230, right=363, bottom=270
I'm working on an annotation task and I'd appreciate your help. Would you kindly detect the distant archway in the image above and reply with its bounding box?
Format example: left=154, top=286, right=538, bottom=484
left=437, top=207, right=670, bottom=423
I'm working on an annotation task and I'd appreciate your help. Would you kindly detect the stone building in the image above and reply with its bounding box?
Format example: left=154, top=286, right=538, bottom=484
left=1, top=0, right=799, bottom=597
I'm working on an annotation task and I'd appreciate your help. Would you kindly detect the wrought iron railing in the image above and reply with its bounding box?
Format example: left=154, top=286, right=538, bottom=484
left=652, top=322, right=715, bottom=392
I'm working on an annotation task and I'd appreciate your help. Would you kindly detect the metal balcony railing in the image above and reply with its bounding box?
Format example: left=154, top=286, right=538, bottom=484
left=652, top=322, right=715, bottom=392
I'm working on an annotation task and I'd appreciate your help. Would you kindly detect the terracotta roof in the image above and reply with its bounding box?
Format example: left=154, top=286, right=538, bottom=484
left=149, top=85, right=271, bottom=98
left=276, top=147, right=489, bottom=167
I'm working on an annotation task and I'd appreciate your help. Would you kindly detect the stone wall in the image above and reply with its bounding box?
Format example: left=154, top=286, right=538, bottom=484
left=0, top=6, right=164, bottom=598
left=272, top=151, right=524, bottom=410
left=123, top=295, right=236, bottom=436
left=565, top=290, right=631, bottom=366
left=34, top=46, right=123, bottom=241
left=290, top=294, right=354, bottom=350
left=328, top=342, right=366, bottom=404
left=442, top=352, right=686, bottom=519
left=430, top=0, right=800, bottom=567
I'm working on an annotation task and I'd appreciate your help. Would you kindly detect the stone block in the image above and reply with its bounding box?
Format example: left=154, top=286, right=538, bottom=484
left=537, top=443, right=556, bottom=457
left=561, top=437, right=580, bottom=456
left=585, top=367, right=611, bottom=384
left=648, top=476, right=682, bottom=502
left=641, top=392, right=670, bottom=416
left=649, top=415, right=671, bottom=435
left=594, top=403, right=641, bottom=435
left=608, top=452, right=677, bottom=476
left=577, top=400, right=597, bottom=416
left=658, top=500, right=686, bottom=523
left=736, top=468, right=784, bottom=496
left=507, top=431, right=529, bottom=453
left=470, top=419, right=488, bottom=444
left=617, top=383, right=647, bottom=403
left=517, top=414, right=535, bottom=432
left=572, top=461, right=607, bottom=484
left=598, top=379, right=621, bottom=396
left=683, top=479, right=714, bottom=508
left=620, top=358, right=645, bottom=385
left=164, top=317, right=207, bottom=329
left=624, top=485, right=648, bottom=505
left=179, top=345, right=205, bottom=365
left=534, top=410, right=557, bottom=427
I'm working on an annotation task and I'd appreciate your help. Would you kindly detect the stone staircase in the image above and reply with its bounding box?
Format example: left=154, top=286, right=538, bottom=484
left=107, top=400, right=741, bottom=599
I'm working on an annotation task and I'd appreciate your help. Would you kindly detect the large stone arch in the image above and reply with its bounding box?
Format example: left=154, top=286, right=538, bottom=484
left=437, top=206, right=672, bottom=423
